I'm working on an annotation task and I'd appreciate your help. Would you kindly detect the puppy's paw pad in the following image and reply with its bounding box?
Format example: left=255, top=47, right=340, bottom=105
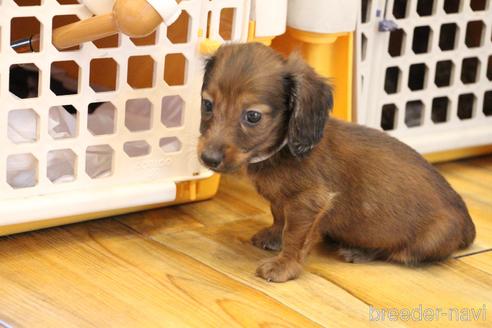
left=338, top=248, right=375, bottom=263
left=251, top=227, right=282, bottom=251
left=256, top=256, right=302, bottom=282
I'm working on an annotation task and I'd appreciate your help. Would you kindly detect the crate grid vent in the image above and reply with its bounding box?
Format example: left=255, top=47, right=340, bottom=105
left=0, top=0, right=248, bottom=200
left=357, top=0, right=492, bottom=154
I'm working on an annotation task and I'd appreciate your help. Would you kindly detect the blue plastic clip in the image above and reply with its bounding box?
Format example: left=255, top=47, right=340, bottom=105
left=379, top=19, right=399, bottom=32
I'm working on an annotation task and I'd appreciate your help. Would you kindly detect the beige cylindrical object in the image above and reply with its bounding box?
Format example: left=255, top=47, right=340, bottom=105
left=113, top=0, right=163, bottom=37
left=52, top=0, right=165, bottom=50
left=52, top=14, right=118, bottom=50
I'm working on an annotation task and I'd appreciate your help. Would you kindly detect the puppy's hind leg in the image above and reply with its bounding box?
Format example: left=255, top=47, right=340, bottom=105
left=252, top=203, right=284, bottom=251
left=387, top=213, right=465, bottom=265
left=338, top=247, right=381, bottom=263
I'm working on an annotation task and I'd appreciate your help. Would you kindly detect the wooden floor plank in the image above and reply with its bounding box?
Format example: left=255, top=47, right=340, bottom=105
left=114, top=206, right=205, bottom=236
left=459, top=155, right=492, bottom=172
left=117, top=177, right=266, bottom=231
left=437, top=160, right=492, bottom=187
left=308, top=245, right=492, bottom=308
left=137, top=216, right=491, bottom=327
left=139, top=218, right=401, bottom=328
left=0, top=219, right=320, bottom=328
left=458, top=251, right=492, bottom=274
left=439, top=170, right=492, bottom=205
left=307, top=256, right=491, bottom=327
left=115, top=174, right=270, bottom=237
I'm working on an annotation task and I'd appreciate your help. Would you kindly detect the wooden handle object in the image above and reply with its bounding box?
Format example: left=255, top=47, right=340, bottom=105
left=52, top=0, right=164, bottom=50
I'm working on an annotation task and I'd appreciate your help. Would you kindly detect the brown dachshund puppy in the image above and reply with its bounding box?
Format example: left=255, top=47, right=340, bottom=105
left=198, top=43, right=476, bottom=282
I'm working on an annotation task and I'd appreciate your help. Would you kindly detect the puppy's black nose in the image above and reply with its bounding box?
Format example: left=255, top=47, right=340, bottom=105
left=201, top=149, right=224, bottom=168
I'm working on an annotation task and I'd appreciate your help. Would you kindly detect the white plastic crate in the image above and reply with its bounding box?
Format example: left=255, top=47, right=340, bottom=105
left=0, top=0, right=253, bottom=231
left=357, top=0, right=492, bottom=154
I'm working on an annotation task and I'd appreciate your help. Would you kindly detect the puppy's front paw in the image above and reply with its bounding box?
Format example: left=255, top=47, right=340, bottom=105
left=251, top=227, right=282, bottom=251
left=256, top=256, right=302, bottom=282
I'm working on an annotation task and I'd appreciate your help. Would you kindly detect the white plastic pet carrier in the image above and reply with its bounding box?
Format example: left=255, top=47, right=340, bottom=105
left=0, top=0, right=288, bottom=234
left=357, top=0, right=492, bottom=154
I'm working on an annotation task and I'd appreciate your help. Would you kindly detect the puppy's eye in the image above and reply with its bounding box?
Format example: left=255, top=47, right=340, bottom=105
left=202, top=99, right=213, bottom=114
left=244, top=110, right=262, bottom=125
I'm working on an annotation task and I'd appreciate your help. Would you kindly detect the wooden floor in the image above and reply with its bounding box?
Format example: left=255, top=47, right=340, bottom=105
left=1, top=155, right=491, bottom=327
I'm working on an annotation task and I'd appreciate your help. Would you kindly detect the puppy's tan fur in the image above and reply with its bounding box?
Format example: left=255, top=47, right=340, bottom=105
left=198, top=43, right=476, bottom=282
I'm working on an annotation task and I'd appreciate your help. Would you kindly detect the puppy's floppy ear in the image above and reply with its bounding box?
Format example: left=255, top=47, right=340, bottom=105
left=283, top=52, right=333, bottom=157
left=202, top=55, right=216, bottom=90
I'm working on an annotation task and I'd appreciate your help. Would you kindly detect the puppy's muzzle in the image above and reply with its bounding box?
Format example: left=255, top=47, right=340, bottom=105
left=200, top=148, right=224, bottom=169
